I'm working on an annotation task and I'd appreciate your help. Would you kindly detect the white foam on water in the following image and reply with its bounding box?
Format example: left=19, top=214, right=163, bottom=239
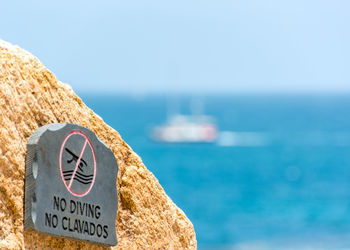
left=217, top=131, right=268, bottom=147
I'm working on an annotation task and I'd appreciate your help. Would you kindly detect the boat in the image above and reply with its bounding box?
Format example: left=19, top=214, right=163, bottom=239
left=150, top=114, right=218, bottom=143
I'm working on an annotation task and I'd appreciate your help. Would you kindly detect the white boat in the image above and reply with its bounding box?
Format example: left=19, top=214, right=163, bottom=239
left=151, top=114, right=218, bottom=143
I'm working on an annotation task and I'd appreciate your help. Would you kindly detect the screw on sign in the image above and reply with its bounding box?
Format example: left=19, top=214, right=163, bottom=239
left=59, top=130, right=97, bottom=197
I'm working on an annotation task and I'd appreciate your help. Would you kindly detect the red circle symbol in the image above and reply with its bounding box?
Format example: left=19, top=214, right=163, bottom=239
left=59, top=130, right=97, bottom=197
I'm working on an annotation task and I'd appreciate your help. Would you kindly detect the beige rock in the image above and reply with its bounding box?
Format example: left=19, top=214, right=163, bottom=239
left=0, top=40, right=196, bottom=249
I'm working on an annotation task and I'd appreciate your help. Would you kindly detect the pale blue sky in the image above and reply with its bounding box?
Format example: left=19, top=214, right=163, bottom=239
left=1, top=0, right=349, bottom=94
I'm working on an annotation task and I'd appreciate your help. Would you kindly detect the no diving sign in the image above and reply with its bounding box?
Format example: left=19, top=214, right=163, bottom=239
left=60, top=130, right=96, bottom=197
left=24, top=123, right=118, bottom=246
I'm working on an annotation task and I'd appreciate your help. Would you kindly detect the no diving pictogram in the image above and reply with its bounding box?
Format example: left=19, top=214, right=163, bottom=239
left=59, top=130, right=97, bottom=197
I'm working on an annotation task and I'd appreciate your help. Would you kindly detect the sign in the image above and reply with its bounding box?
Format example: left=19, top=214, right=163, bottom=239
left=24, top=123, right=118, bottom=246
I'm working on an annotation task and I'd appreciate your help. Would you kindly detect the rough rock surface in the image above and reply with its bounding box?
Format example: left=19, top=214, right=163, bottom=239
left=0, top=40, right=196, bottom=249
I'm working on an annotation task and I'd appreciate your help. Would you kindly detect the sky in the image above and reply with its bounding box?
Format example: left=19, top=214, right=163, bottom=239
left=1, top=0, right=350, bottom=94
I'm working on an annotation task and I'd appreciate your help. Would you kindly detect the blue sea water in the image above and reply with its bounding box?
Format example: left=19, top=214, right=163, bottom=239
left=83, top=94, right=350, bottom=249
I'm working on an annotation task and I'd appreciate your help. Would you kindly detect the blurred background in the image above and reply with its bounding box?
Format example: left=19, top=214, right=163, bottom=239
left=2, top=1, right=350, bottom=249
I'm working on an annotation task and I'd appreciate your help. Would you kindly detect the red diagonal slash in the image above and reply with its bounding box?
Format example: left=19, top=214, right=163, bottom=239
left=68, top=139, right=88, bottom=188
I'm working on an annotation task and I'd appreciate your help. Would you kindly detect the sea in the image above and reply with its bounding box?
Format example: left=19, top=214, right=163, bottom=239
left=82, top=94, right=350, bottom=249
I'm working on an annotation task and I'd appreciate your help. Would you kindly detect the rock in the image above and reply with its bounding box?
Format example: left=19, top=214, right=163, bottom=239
left=0, top=40, right=197, bottom=249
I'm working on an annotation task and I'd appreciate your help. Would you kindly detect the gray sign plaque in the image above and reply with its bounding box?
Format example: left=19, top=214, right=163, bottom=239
left=24, top=123, right=118, bottom=246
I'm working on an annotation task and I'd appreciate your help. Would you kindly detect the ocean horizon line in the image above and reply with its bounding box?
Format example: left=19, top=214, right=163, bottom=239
left=77, top=91, right=350, bottom=97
